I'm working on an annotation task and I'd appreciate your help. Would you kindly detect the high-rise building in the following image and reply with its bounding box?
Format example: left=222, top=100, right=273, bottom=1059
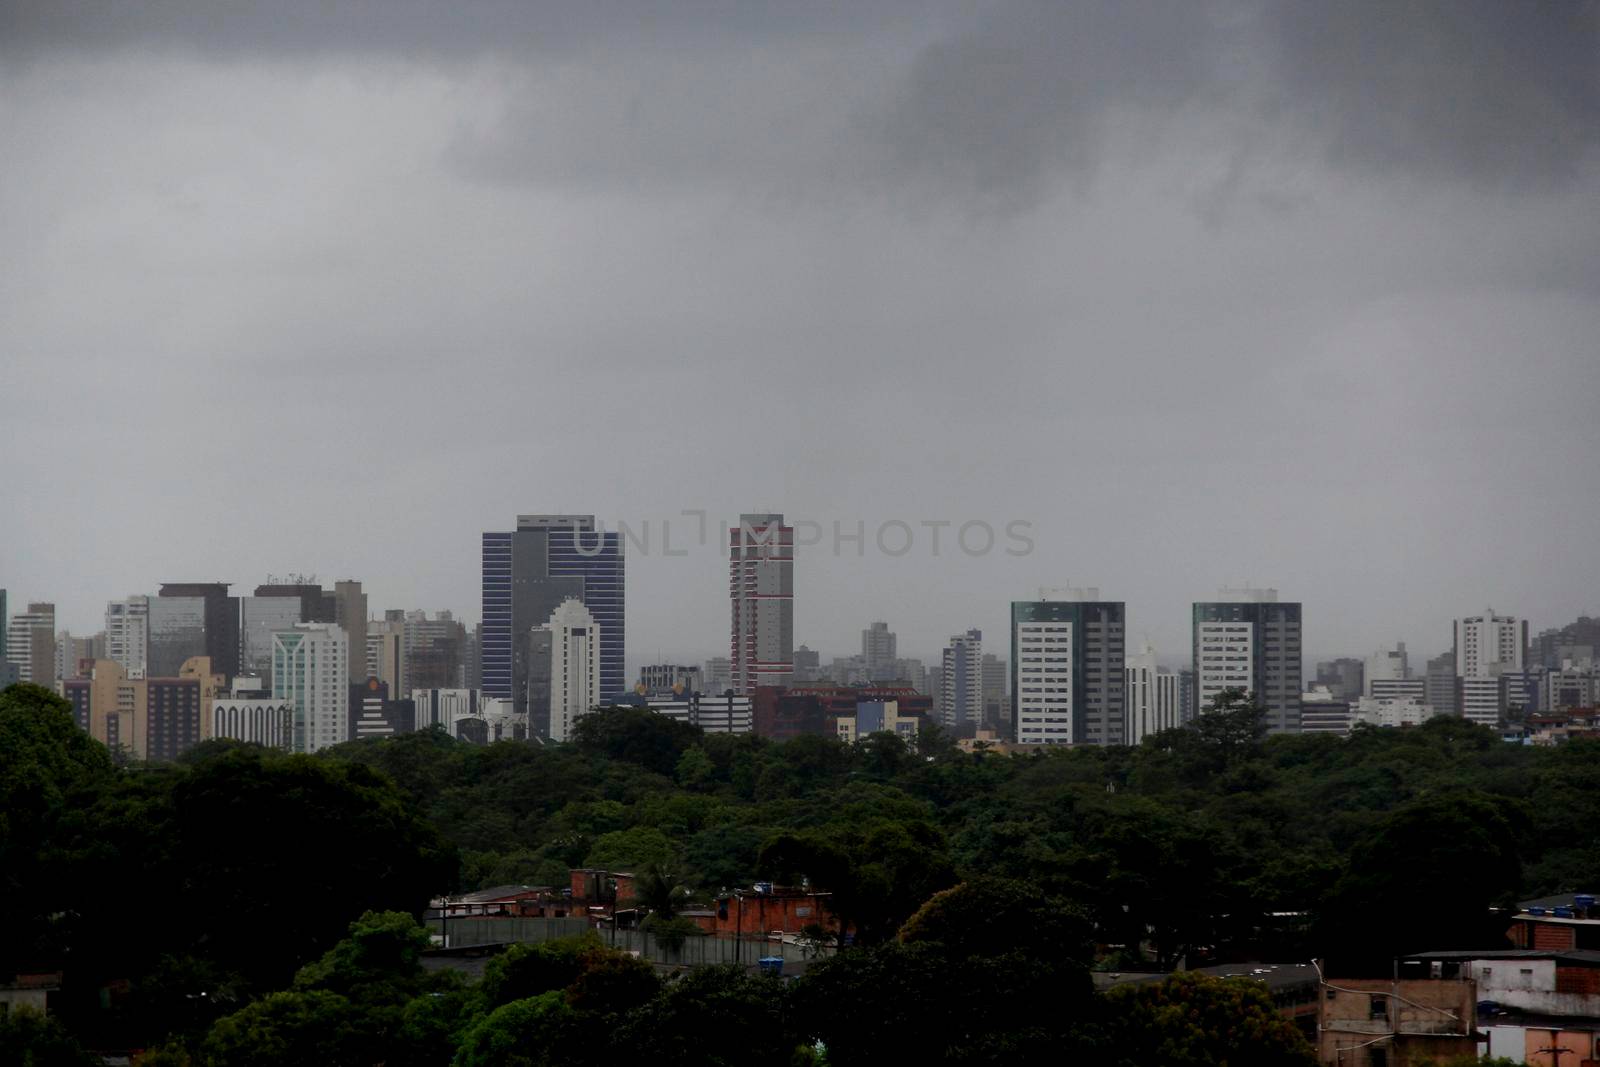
left=413, top=688, right=485, bottom=732
left=1454, top=609, right=1527, bottom=726
left=980, top=653, right=1009, bottom=731
left=105, top=596, right=150, bottom=679
left=65, top=656, right=221, bottom=760
left=1363, top=642, right=1409, bottom=696
left=6, top=602, right=57, bottom=685
left=1425, top=651, right=1459, bottom=718
left=1012, top=588, right=1127, bottom=746
left=1300, top=685, right=1353, bottom=735
left=334, top=581, right=367, bottom=685
left=482, top=514, right=625, bottom=716
left=862, top=622, right=897, bottom=680
left=939, top=629, right=984, bottom=734
left=239, top=595, right=306, bottom=678
left=729, top=513, right=793, bottom=694
left=157, top=583, right=240, bottom=679
left=536, top=599, right=602, bottom=743
left=792, top=645, right=822, bottom=683
left=1126, top=639, right=1179, bottom=744
left=0, top=588, right=6, bottom=664
left=271, top=624, right=349, bottom=753
left=1315, top=658, right=1365, bottom=703
left=1532, top=616, right=1600, bottom=670
left=703, top=657, right=733, bottom=694
left=366, top=618, right=406, bottom=701
left=404, top=610, right=467, bottom=691
left=1192, top=588, right=1302, bottom=732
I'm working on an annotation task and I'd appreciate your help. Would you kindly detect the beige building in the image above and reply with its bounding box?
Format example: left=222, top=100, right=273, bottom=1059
left=64, top=656, right=223, bottom=761
left=1316, top=970, right=1477, bottom=1066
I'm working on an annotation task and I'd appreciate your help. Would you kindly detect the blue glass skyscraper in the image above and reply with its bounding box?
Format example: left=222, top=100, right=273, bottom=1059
left=481, top=515, right=624, bottom=735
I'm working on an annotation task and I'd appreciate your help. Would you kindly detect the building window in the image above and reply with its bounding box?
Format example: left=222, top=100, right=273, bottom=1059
left=1369, top=995, right=1388, bottom=1020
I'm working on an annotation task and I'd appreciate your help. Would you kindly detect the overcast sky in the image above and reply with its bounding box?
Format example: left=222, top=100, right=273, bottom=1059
left=3, top=1, right=1598, bottom=668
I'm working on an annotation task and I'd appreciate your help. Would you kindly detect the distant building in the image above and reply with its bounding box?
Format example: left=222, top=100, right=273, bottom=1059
left=638, top=664, right=703, bottom=697
left=981, top=653, right=1009, bottom=731
left=212, top=681, right=294, bottom=749
left=65, top=656, right=222, bottom=760
left=239, top=595, right=305, bottom=678
left=482, top=514, right=625, bottom=719
left=1350, top=696, right=1436, bottom=729
left=366, top=618, right=406, bottom=701
left=537, top=599, right=602, bottom=743
left=412, top=688, right=483, bottom=731
left=333, top=581, right=367, bottom=685
left=349, top=677, right=414, bottom=740
left=1455, top=608, right=1527, bottom=726
left=646, top=691, right=753, bottom=734
left=1315, top=658, right=1365, bottom=703
left=703, top=656, right=732, bottom=693
left=105, top=596, right=150, bottom=679
left=752, top=684, right=932, bottom=741
left=861, top=622, right=897, bottom=681
left=835, top=699, right=920, bottom=743
left=1300, top=686, right=1352, bottom=734
left=1369, top=677, right=1426, bottom=704
left=157, top=583, right=240, bottom=679
left=1126, top=640, right=1179, bottom=743
left=271, top=624, right=349, bottom=753
left=1425, top=651, right=1459, bottom=717
left=1192, top=588, right=1302, bottom=732
left=1362, top=642, right=1409, bottom=697
left=939, top=629, right=984, bottom=734
left=1012, top=588, right=1127, bottom=746
left=730, top=513, right=793, bottom=694
left=6, top=602, right=56, bottom=685
left=791, top=645, right=821, bottom=683
left=404, top=610, right=468, bottom=692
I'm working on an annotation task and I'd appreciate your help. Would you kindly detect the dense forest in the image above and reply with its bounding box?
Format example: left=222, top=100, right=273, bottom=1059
left=2, top=678, right=1590, bottom=1064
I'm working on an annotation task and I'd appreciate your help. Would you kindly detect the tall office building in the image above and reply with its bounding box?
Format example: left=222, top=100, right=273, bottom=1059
left=703, top=656, right=732, bottom=694
left=404, top=610, right=468, bottom=691
left=792, top=645, right=822, bottom=683
left=639, top=664, right=703, bottom=696
left=239, top=595, right=306, bottom=677
left=0, top=588, right=6, bottom=664
left=1314, top=658, right=1365, bottom=703
left=334, top=581, right=367, bottom=685
left=536, top=599, right=602, bottom=743
left=862, top=622, right=897, bottom=680
left=6, top=602, right=57, bottom=685
left=1192, top=588, right=1303, bottom=732
left=1425, top=650, right=1460, bottom=717
left=1011, top=588, right=1127, bottom=746
left=105, top=596, right=150, bottom=679
left=1454, top=609, right=1527, bottom=726
left=482, top=514, right=625, bottom=716
left=981, top=653, right=1010, bottom=730
left=157, top=583, right=240, bottom=679
left=271, top=623, right=349, bottom=753
left=366, top=617, right=406, bottom=700
left=1125, top=639, right=1180, bottom=744
left=729, top=513, right=793, bottom=694
left=939, top=629, right=984, bottom=733
left=1363, top=642, right=1409, bottom=696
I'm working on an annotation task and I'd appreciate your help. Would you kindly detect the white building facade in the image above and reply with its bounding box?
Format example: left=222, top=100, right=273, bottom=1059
left=1456, top=609, right=1527, bottom=725
left=105, top=596, right=150, bottom=680
left=1125, top=640, right=1180, bottom=743
left=540, top=599, right=602, bottom=743
left=271, top=623, right=349, bottom=753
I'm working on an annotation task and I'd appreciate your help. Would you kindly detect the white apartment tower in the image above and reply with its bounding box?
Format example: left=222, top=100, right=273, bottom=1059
left=729, top=514, right=794, bottom=694
left=105, top=596, right=150, bottom=680
left=270, top=623, right=349, bottom=754
left=862, top=622, right=898, bottom=680
left=1011, top=588, right=1127, bottom=745
left=1192, top=588, right=1303, bottom=732
left=1126, top=639, right=1180, bottom=744
left=1454, top=609, right=1527, bottom=726
left=539, top=599, right=602, bottom=743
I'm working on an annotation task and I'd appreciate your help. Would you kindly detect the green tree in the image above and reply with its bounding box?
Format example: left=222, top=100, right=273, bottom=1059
left=1191, top=688, right=1268, bottom=770
left=615, top=965, right=799, bottom=1066
left=193, top=990, right=367, bottom=1067
left=571, top=706, right=703, bottom=777
left=453, top=991, right=578, bottom=1067
left=1091, top=973, right=1316, bottom=1066
left=0, top=1005, right=101, bottom=1067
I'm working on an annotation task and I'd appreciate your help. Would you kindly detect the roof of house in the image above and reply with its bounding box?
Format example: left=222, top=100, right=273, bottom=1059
left=1093, top=962, right=1318, bottom=995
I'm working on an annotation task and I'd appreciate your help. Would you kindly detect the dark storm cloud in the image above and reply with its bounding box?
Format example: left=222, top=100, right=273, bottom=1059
left=1260, top=0, right=1600, bottom=191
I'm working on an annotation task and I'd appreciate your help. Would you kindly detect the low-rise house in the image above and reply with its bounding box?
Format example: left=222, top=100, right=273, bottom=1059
left=1407, top=948, right=1600, bottom=1064
left=1315, top=968, right=1477, bottom=1066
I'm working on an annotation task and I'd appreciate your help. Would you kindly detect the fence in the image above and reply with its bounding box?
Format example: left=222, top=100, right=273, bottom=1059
left=442, top=916, right=831, bottom=968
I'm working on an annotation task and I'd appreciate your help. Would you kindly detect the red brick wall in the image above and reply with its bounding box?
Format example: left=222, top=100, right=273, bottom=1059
left=1557, top=967, right=1600, bottom=995
left=687, top=893, right=842, bottom=938
left=1534, top=922, right=1578, bottom=951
